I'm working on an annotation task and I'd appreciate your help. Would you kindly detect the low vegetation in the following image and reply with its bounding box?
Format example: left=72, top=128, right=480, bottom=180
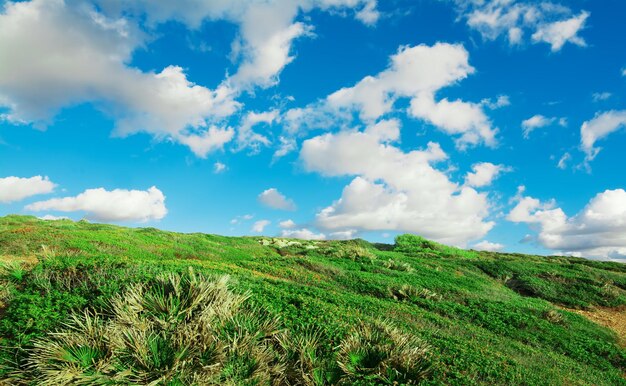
left=1, top=215, right=626, bottom=385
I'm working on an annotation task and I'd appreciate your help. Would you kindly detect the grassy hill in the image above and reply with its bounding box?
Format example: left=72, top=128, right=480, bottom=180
left=1, top=215, right=626, bottom=385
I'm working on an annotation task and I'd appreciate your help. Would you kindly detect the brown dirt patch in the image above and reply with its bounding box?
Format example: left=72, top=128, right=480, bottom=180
left=568, top=306, right=626, bottom=345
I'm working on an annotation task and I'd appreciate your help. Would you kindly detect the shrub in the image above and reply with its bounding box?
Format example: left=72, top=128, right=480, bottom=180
left=337, top=320, right=432, bottom=385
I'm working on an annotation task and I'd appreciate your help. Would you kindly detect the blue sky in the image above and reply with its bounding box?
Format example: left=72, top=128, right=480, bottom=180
left=1, top=0, right=626, bottom=259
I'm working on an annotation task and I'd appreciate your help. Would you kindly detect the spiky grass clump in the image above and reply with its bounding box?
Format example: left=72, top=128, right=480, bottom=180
left=388, top=285, right=440, bottom=302
left=337, top=320, right=432, bottom=385
left=13, top=269, right=289, bottom=385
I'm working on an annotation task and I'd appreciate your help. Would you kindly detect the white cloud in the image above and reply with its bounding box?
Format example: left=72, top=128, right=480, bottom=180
left=176, top=126, right=235, bottom=158
left=326, top=43, right=497, bottom=148
left=521, top=114, right=566, bottom=138
left=213, top=162, right=227, bottom=174
left=580, top=110, right=626, bottom=162
left=459, top=1, right=589, bottom=51
left=258, top=188, right=296, bottom=211
left=531, top=12, right=589, bottom=52
left=328, top=229, right=358, bottom=240
left=279, top=219, right=296, bottom=229
left=622, top=67, right=626, bottom=77
left=236, top=110, right=278, bottom=153
left=300, top=121, right=494, bottom=246
left=99, top=0, right=378, bottom=90
left=592, top=92, right=612, bottom=102
left=472, top=240, right=504, bottom=252
left=39, top=214, right=70, bottom=221
left=25, top=186, right=167, bottom=222
left=409, top=94, right=497, bottom=148
left=280, top=228, right=326, bottom=240
left=507, top=189, right=626, bottom=259
left=0, top=0, right=380, bottom=157
left=557, top=152, right=571, bottom=170
left=481, top=95, right=511, bottom=109
left=230, top=214, right=254, bottom=224
left=0, top=0, right=239, bottom=155
left=252, top=219, right=271, bottom=233
left=464, top=163, right=509, bottom=188
left=0, top=176, right=56, bottom=203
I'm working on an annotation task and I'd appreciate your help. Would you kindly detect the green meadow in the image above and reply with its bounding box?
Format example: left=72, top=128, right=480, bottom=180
left=1, top=215, right=625, bottom=385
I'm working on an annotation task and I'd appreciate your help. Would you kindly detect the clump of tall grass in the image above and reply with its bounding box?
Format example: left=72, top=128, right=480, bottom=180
left=323, top=240, right=376, bottom=262
left=337, top=320, right=432, bottom=385
left=11, top=269, right=289, bottom=385
left=382, top=259, right=414, bottom=273
left=388, top=284, right=440, bottom=302
left=542, top=309, right=565, bottom=325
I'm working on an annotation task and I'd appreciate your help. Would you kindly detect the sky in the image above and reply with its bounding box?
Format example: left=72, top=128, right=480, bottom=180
left=1, top=0, right=626, bottom=260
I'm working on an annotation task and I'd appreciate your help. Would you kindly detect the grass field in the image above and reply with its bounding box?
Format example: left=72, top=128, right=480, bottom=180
left=1, top=215, right=626, bottom=385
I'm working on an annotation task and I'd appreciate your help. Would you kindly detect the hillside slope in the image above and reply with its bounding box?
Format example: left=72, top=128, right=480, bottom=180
left=1, top=215, right=626, bottom=385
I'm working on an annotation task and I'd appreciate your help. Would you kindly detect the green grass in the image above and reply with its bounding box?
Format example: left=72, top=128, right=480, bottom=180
left=0, top=215, right=625, bottom=385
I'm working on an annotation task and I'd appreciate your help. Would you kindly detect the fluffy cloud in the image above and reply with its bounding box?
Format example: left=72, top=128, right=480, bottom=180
left=580, top=110, right=626, bottom=162
left=300, top=120, right=494, bottom=246
left=521, top=114, right=566, bottom=138
left=280, top=228, right=326, bottom=240
left=25, top=186, right=167, bottom=222
left=458, top=1, right=589, bottom=51
left=0, top=176, right=56, bottom=203
left=531, top=12, right=589, bottom=51
left=0, top=0, right=239, bottom=156
left=97, top=0, right=378, bottom=90
left=508, top=189, right=626, bottom=259
left=472, top=240, right=505, bottom=252
left=279, top=219, right=296, bottom=229
left=464, top=163, right=509, bottom=188
left=0, top=0, right=379, bottom=157
left=325, top=43, right=497, bottom=148
left=258, top=188, right=296, bottom=211
left=252, top=219, right=271, bottom=233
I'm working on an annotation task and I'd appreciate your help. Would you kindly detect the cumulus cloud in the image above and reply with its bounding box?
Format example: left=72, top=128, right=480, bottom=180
left=25, top=186, right=167, bottom=222
left=472, top=240, right=504, bottom=252
left=531, top=12, right=589, bottom=51
left=507, top=189, right=626, bottom=259
left=580, top=110, right=626, bottom=162
left=521, top=114, right=566, bottom=138
left=280, top=228, right=326, bottom=240
left=458, top=1, right=589, bottom=51
left=300, top=120, right=494, bottom=246
left=279, top=219, right=296, bottom=229
left=0, top=0, right=239, bottom=156
left=0, top=0, right=380, bottom=157
left=258, top=188, right=296, bottom=211
left=0, top=176, right=56, bottom=203
left=464, top=163, right=510, bottom=188
left=326, top=43, right=497, bottom=148
left=98, top=0, right=378, bottom=90
left=252, top=219, right=271, bottom=233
